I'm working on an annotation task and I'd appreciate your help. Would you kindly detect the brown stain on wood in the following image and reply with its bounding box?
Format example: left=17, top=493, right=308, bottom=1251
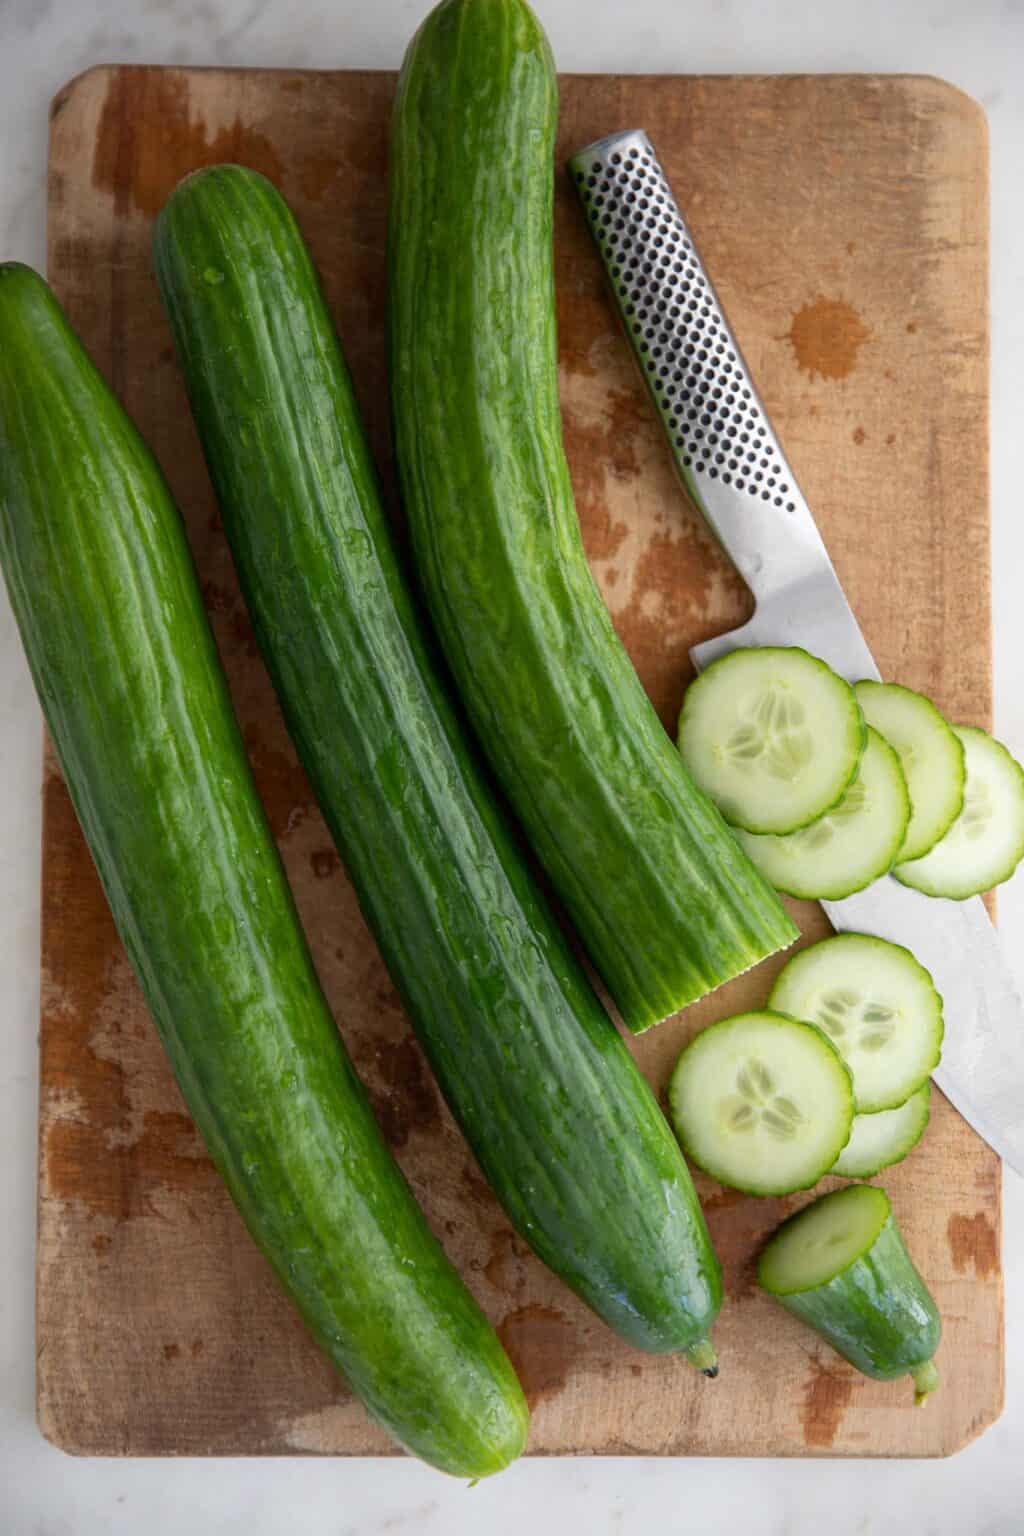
left=800, top=1357, right=855, bottom=1448
left=497, top=1305, right=575, bottom=1407
left=947, top=1212, right=999, bottom=1279
left=310, top=847, right=340, bottom=880
left=92, top=69, right=283, bottom=217
left=786, top=298, right=871, bottom=381
left=47, top=1109, right=212, bottom=1223
left=241, top=726, right=312, bottom=842
left=162, top=1343, right=180, bottom=1361
left=484, top=1228, right=533, bottom=1296
left=367, top=1036, right=440, bottom=1150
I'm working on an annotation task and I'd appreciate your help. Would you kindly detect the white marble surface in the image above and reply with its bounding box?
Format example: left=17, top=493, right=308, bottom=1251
left=1, top=0, right=1022, bottom=1530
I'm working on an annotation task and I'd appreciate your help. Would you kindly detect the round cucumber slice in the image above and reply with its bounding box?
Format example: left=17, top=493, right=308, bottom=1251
left=854, top=681, right=965, bottom=861
left=831, top=1083, right=931, bottom=1179
left=758, top=1183, right=890, bottom=1294
left=735, top=728, right=909, bottom=899
left=668, top=1009, right=854, bottom=1196
left=893, top=725, right=1024, bottom=899
left=758, top=1185, right=941, bottom=1403
left=677, top=646, right=866, bottom=835
left=769, top=933, right=943, bottom=1113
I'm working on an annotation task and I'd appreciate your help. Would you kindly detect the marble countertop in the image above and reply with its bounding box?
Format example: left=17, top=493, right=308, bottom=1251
left=2, top=0, right=1022, bottom=1531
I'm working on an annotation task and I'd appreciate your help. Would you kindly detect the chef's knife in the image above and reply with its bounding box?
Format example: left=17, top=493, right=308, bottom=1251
left=570, top=127, right=1024, bottom=1173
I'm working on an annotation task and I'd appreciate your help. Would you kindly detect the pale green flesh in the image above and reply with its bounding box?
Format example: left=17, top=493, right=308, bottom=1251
left=769, top=933, right=943, bottom=1113
left=668, top=1010, right=854, bottom=1196
left=894, top=726, right=1024, bottom=899
left=678, top=646, right=865, bottom=835
left=758, top=1184, right=890, bottom=1294
left=831, top=1083, right=931, bottom=1179
left=736, top=728, right=909, bottom=899
left=855, top=681, right=965, bottom=862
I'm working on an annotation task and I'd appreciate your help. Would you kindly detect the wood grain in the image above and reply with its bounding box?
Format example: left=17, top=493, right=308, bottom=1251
left=39, top=64, right=1001, bottom=1458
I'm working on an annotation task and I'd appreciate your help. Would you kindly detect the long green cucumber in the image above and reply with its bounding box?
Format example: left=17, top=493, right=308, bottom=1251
left=758, top=1184, right=941, bottom=1403
left=0, top=263, right=527, bottom=1477
left=388, top=0, right=797, bottom=1033
left=152, top=165, right=722, bottom=1365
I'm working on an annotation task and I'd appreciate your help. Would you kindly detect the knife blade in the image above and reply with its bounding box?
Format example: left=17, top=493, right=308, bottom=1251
left=570, top=127, right=1024, bottom=1171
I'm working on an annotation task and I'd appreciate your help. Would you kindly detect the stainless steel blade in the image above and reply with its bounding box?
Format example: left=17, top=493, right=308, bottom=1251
left=570, top=126, right=1024, bottom=1170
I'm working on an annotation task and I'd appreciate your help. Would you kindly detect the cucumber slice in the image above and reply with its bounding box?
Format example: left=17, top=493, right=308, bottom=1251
left=831, top=1083, right=931, bottom=1179
left=735, top=728, right=909, bottom=899
left=678, top=647, right=865, bottom=835
left=894, top=725, right=1024, bottom=899
left=758, top=1185, right=941, bottom=1404
left=668, top=1010, right=854, bottom=1196
left=853, top=681, right=965, bottom=861
left=769, top=933, right=943, bottom=1113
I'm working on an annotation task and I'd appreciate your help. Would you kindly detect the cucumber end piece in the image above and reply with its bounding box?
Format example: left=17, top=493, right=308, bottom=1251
left=686, top=1337, right=719, bottom=1377
left=912, top=1358, right=940, bottom=1405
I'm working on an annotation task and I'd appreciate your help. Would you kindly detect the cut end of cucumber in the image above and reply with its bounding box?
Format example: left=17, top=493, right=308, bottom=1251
left=678, top=646, right=865, bottom=835
left=669, top=1010, right=854, bottom=1197
left=758, top=1184, right=891, bottom=1295
left=686, top=1337, right=719, bottom=1377
left=912, top=1357, right=940, bottom=1406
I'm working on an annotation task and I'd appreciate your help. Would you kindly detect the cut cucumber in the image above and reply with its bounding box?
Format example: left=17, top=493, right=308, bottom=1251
left=894, top=725, right=1024, bottom=899
left=831, top=1083, right=931, bottom=1179
left=758, top=1185, right=941, bottom=1404
left=854, top=681, right=965, bottom=861
left=769, top=934, right=943, bottom=1113
left=735, top=728, right=909, bottom=899
left=668, top=1010, right=854, bottom=1196
left=678, top=646, right=865, bottom=835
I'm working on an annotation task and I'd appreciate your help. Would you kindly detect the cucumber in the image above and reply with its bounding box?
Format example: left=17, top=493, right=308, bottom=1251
left=153, top=166, right=723, bottom=1366
left=831, top=1084, right=931, bottom=1179
left=388, top=0, right=797, bottom=1033
left=667, top=1010, right=854, bottom=1196
left=0, top=263, right=528, bottom=1479
left=735, top=727, right=909, bottom=899
left=758, top=1185, right=941, bottom=1404
left=678, top=646, right=866, bottom=835
left=769, top=933, right=943, bottom=1113
left=853, top=680, right=965, bottom=861
left=894, top=725, right=1024, bottom=899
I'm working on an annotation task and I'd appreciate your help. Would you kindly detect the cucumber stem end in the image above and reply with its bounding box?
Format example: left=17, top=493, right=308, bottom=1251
left=912, top=1358, right=940, bottom=1406
left=686, top=1338, right=719, bottom=1378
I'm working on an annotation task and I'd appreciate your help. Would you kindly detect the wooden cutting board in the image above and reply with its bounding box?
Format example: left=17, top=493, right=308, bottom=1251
left=38, top=63, right=1001, bottom=1459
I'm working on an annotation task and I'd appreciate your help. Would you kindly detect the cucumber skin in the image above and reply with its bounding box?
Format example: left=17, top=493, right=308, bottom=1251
left=153, top=167, right=723, bottom=1358
left=388, top=0, right=797, bottom=1033
left=765, top=1207, right=940, bottom=1385
left=0, top=263, right=527, bottom=1478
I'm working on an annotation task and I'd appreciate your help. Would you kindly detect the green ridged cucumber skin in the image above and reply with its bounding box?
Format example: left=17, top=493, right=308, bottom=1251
left=760, top=1188, right=941, bottom=1400
left=152, top=167, right=722, bottom=1360
left=0, top=261, right=527, bottom=1479
left=388, top=0, right=797, bottom=1033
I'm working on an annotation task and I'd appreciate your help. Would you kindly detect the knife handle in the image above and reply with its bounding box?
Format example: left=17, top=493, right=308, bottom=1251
left=568, top=129, right=830, bottom=607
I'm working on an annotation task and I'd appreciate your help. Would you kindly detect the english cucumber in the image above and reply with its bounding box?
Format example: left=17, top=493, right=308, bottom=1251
left=758, top=1184, right=941, bottom=1404
left=153, top=165, right=723, bottom=1366
left=0, top=263, right=527, bottom=1478
left=388, top=0, right=797, bottom=1033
